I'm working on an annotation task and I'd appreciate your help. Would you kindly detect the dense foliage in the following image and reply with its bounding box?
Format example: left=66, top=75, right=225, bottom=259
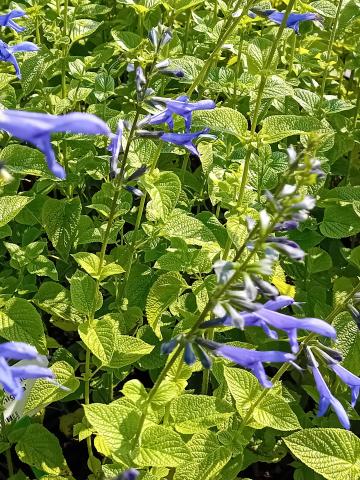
left=0, top=0, right=359, bottom=479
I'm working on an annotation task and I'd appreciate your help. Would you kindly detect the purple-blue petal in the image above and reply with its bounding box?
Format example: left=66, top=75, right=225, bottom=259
left=0, top=342, right=38, bottom=361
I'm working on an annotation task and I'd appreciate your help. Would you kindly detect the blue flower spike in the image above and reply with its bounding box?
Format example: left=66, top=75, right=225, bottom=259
left=0, top=40, right=39, bottom=79
left=0, top=9, right=27, bottom=32
left=0, top=110, right=111, bottom=179
left=0, top=341, right=54, bottom=400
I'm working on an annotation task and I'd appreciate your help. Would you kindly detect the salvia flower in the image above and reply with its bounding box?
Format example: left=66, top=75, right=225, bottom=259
left=150, top=96, right=215, bottom=132
left=0, top=9, right=26, bottom=32
left=160, top=128, right=214, bottom=157
left=266, top=236, right=305, bottom=261
left=0, top=110, right=111, bottom=179
left=135, top=66, right=146, bottom=96
left=214, top=295, right=336, bottom=353
left=307, top=349, right=350, bottom=429
left=200, top=339, right=295, bottom=388
left=0, top=40, right=39, bottom=79
left=249, top=9, right=321, bottom=34
left=116, top=468, right=139, bottom=480
left=315, top=347, right=360, bottom=408
left=108, top=120, right=123, bottom=178
left=0, top=341, right=54, bottom=400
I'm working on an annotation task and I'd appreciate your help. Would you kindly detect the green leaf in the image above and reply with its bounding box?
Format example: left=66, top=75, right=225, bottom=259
left=0, top=195, right=32, bottom=227
left=15, top=424, right=69, bottom=476
left=109, top=334, right=154, bottom=368
left=94, top=72, right=115, bottom=102
left=333, top=312, right=360, bottom=375
left=260, top=115, right=324, bottom=143
left=311, top=0, right=337, bottom=17
left=170, top=395, right=234, bottom=434
left=320, top=205, right=360, bottom=238
left=134, top=425, right=192, bottom=467
left=224, top=367, right=300, bottom=431
left=42, top=197, right=81, bottom=259
left=173, top=431, right=232, bottom=480
left=24, top=361, right=80, bottom=415
left=146, top=272, right=187, bottom=338
left=27, top=255, right=58, bottom=280
left=33, top=282, right=84, bottom=326
left=246, top=38, right=279, bottom=75
left=0, top=297, right=46, bottom=353
left=307, top=247, right=333, bottom=274
left=145, top=171, right=181, bottom=222
left=70, top=270, right=102, bottom=316
left=111, top=30, right=142, bottom=50
left=70, top=19, right=101, bottom=43
left=21, top=52, right=53, bottom=96
left=84, top=401, right=140, bottom=453
left=72, top=252, right=124, bottom=279
left=78, top=318, right=116, bottom=365
left=284, top=428, right=360, bottom=480
left=160, top=209, right=218, bottom=247
left=0, top=145, right=53, bottom=177
left=192, top=107, right=248, bottom=140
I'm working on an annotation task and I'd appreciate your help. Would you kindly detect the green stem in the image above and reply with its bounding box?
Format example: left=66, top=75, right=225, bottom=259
left=61, top=0, right=69, bottom=99
left=201, top=328, right=214, bottom=395
left=231, top=29, right=244, bottom=106
left=222, top=0, right=296, bottom=260
left=56, top=0, right=60, bottom=16
left=319, top=0, right=344, bottom=102
left=287, top=31, right=297, bottom=76
left=1, top=413, right=13, bottom=477
left=213, top=0, right=218, bottom=25
left=186, top=0, right=252, bottom=96
left=35, top=15, right=41, bottom=45
left=183, top=10, right=191, bottom=54
left=84, top=348, right=99, bottom=478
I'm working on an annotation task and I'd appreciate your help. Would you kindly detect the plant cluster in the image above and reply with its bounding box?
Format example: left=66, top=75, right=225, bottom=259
left=0, top=0, right=359, bottom=479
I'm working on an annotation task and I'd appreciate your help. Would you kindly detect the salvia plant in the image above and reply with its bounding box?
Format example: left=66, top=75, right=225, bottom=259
left=0, top=0, right=359, bottom=479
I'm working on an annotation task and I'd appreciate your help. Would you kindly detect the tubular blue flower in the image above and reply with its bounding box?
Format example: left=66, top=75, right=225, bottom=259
left=0, top=110, right=111, bottom=179
left=117, top=468, right=139, bottom=480
left=0, top=9, right=26, bottom=32
left=328, top=363, right=360, bottom=408
left=0, top=40, right=39, bottom=79
left=151, top=96, right=215, bottom=132
left=208, top=296, right=337, bottom=353
left=0, top=341, right=54, bottom=400
left=135, top=66, right=146, bottom=94
left=184, top=343, right=196, bottom=365
left=250, top=9, right=321, bottom=34
left=159, top=28, right=172, bottom=48
left=274, top=220, right=299, bottom=231
left=201, top=340, right=295, bottom=388
left=311, top=363, right=350, bottom=429
left=266, top=237, right=305, bottom=261
left=160, top=128, right=214, bottom=157
left=108, top=120, right=123, bottom=178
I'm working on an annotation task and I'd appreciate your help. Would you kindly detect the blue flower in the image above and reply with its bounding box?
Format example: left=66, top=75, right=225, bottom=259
left=117, top=468, right=139, bottom=480
left=160, top=128, right=214, bottom=157
left=0, top=9, right=26, bottom=32
left=311, top=363, right=350, bottom=429
left=0, top=40, right=39, bottom=79
left=274, top=220, right=299, bottom=231
left=210, top=296, right=336, bottom=353
left=201, top=339, right=295, bottom=388
left=266, top=237, right=305, bottom=261
left=329, top=363, right=360, bottom=408
left=135, top=66, right=146, bottom=95
left=151, top=96, right=215, bottom=132
left=249, top=9, right=321, bottom=34
left=0, top=110, right=111, bottom=179
left=108, top=120, right=123, bottom=178
left=0, top=341, right=54, bottom=400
